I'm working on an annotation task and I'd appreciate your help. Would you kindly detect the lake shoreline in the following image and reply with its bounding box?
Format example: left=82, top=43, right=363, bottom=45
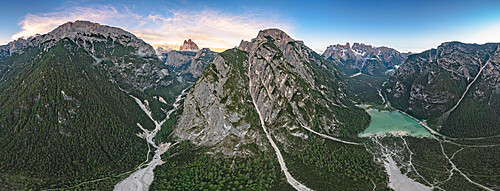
left=357, top=105, right=432, bottom=138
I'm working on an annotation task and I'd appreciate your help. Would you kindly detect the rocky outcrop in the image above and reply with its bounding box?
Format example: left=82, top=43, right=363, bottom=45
left=186, top=49, right=218, bottom=78
left=173, top=49, right=269, bottom=156
left=163, top=51, right=196, bottom=71
left=173, top=28, right=367, bottom=156
left=179, top=39, right=199, bottom=51
left=155, top=47, right=171, bottom=59
left=323, top=42, right=408, bottom=76
left=4, top=21, right=156, bottom=58
left=384, top=42, right=500, bottom=137
left=162, top=48, right=217, bottom=81
left=0, top=38, right=30, bottom=60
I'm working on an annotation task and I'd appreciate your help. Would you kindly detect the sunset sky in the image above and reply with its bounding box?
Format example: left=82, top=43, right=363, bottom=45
left=2, top=0, right=500, bottom=53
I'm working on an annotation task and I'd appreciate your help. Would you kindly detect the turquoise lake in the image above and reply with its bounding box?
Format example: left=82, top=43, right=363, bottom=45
left=359, top=108, right=432, bottom=137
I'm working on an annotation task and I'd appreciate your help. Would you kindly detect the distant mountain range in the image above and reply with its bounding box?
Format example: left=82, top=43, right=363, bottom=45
left=0, top=21, right=497, bottom=191
left=322, top=42, right=410, bottom=77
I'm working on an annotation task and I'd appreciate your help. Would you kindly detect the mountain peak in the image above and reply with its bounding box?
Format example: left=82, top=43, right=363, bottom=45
left=238, top=28, right=297, bottom=53
left=49, top=20, right=131, bottom=38
left=3, top=20, right=156, bottom=57
left=256, top=28, right=293, bottom=41
left=180, top=39, right=199, bottom=51
left=174, top=27, right=366, bottom=165
left=58, top=20, right=100, bottom=28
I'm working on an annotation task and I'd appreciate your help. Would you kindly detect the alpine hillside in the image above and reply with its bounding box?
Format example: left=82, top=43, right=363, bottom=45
left=384, top=42, right=500, bottom=138
left=0, top=20, right=176, bottom=190
left=151, top=29, right=388, bottom=190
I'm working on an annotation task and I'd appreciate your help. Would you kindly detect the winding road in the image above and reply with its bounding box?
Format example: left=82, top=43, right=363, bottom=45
left=301, top=125, right=362, bottom=145
left=375, top=88, right=498, bottom=190
left=438, top=142, right=493, bottom=191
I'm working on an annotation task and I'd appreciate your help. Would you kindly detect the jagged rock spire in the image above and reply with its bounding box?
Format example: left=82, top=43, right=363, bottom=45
left=179, top=39, right=199, bottom=51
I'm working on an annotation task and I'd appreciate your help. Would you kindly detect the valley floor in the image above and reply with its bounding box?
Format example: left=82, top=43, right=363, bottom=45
left=373, top=91, right=500, bottom=191
left=114, top=88, right=189, bottom=191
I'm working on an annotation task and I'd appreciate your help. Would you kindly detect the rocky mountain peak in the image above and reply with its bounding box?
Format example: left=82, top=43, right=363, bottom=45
left=179, top=39, right=199, bottom=51
left=0, top=38, right=30, bottom=59
left=174, top=28, right=361, bottom=157
left=45, top=20, right=135, bottom=42
left=155, top=47, right=171, bottom=55
left=161, top=46, right=217, bottom=81
left=325, top=43, right=351, bottom=52
left=352, top=42, right=372, bottom=49
left=323, top=42, right=407, bottom=76
left=256, top=28, right=293, bottom=42
left=5, top=20, right=156, bottom=57
left=238, top=28, right=299, bottom=56
left=56, top=20, right=100, bottom=30
left=5, top=38, right=29, bottom=49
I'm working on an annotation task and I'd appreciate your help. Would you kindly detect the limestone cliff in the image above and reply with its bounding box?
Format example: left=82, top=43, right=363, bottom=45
left=173, top=29, right=368, bottom=156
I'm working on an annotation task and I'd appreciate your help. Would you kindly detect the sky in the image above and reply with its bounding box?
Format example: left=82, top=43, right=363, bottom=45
left=1, top=0, right=500, bottom=53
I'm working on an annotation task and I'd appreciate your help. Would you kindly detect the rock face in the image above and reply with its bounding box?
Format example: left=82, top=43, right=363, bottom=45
left=384, top=42, right=500, bottom=137
left=4, top=20, right=156, bottom=57
left=323, top=42, right=408, bottom=76
left=0, top=38, right=30, bottom=60
left=155, top=47, right=171, bottom=58
left=0, top=20, right=168, bottom=91
left=162, top=48, right=217, bottom=81
left=173, top=28, right=368, bottom=156
left=179, top=39, right=199, bottom=51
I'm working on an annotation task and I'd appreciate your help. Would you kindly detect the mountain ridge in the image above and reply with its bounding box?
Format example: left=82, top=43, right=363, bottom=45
left=0, top=19, right=498, bottom=191
left=160, top=28, right=386, bottom=190
left=161, top=47, right=217, bottom=81
left=173, top=28, right=367, bottom=153
left=1, top=20, right=155, bottom=58
left=0, top=20, right=178, bottom=190
left=384, top=41, right=500, bottom=138
left=322, top=42, right=408, bottom=77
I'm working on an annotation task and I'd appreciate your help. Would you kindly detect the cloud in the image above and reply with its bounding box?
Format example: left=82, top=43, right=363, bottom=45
left=11, top=6, right=140, bottom=40
left=12, top=5, right=293, bottom=50
left=127, top=9, right=293, bottom=49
